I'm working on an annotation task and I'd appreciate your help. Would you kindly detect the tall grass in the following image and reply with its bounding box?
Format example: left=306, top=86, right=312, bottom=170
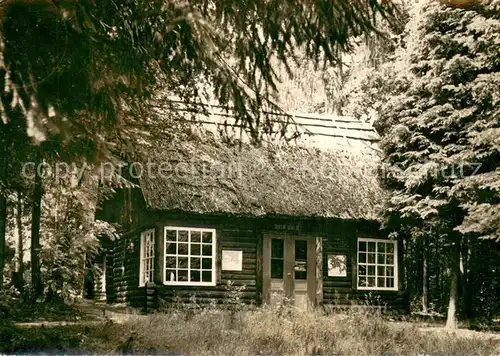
left=111, top=306, right=499, bottom=355
left=3, top=305, right=499, bottom=354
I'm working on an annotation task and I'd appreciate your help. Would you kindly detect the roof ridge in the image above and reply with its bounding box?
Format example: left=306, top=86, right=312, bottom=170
left=154, top=100, right=380, bottom=146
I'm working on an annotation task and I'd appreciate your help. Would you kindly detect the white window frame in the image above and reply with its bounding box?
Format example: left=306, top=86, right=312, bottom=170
left=101, top=258, right=106, bottom=294
left=139, top=229, right=155, bottom=287
left=163, top=226, right=217, bottom=287
left=357, top=237, right=398, bottom=291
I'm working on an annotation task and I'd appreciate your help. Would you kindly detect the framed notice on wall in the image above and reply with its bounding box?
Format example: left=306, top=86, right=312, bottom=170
left=328, top=254, right=347, bottom=277
left=222, top=250, right=243, bottom=271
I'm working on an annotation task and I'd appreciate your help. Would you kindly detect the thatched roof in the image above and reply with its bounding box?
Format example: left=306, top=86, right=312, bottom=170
left=138, top=112, right=386, bottom=220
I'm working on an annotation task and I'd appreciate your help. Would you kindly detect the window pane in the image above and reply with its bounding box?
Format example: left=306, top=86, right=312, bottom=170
left=377, top=277, right=386, bottom=288
left=377, top=266, right=385, bottom=276
left=359, top=252, right=366, bottom=263
left=166, top=230, right=176, bottom=242
left=202, top=244, right=212, bottom=256
left=295, top=240, right=307, bottom=260
left=368, top=242, right=376, bottom=252
left=368, top=253, right=376, bottom=264
left=202, top=258, right=212, bottom=270
left=178, top=269, right=188, bottom=281
left=367, top=277, right=376, bottom=287
left=202, top=271, right=212, bottom=283
left=178, top=243, right=188, bottom=255
left=166, top=242, right=176, bottom=255
left=387, top=278, right=394, bottom=288
left=377, top=253, right=386, bottom=265
left=190, top=270, right=201, bottom=282
left=358, top=241, right=367, bottom=252
left=358, top=276, right=367, bottom=287
left=271, top=259, right=283, bottom=279
left=387, top=243, right=394, bottom=254
left=386, top=267, right=394, bottom=277
left=165, top=256, right=176, bottom=269
left=191, top=243, right=201, bottom=255
left=271, top=239, right=284, bottom=259
left=368, top=266, right=375, bottom=276
left=387, top=254, right=394, bottom=265
left=359, top=265, right=367, bottom=276
left=190, top=257, right=201, bottom=269
left=179, top=257, right=189, bottom=269
left=294, top=240, right=307, bottom=280
left=191, top=231, right=201, bottom=243
left=378, top=242, right=386, bottom=253
left=165, top=269, right=176, bottom=282
left=295, top=261, right=307, bottom=280
left=202, top=231, right=213, bottom=244
left=178, top=230, right=188, bottom=242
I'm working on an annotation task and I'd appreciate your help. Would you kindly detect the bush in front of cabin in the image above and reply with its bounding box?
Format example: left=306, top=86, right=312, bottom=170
left=223, top=280, right=247, bottom=311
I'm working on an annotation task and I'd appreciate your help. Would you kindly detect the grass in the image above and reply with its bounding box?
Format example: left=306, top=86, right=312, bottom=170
left=2, top=307, right=499, bottom=355
left=0, top=295, right=85, bottom=323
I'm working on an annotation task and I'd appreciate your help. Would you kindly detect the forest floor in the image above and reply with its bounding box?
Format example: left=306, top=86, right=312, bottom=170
left=2, top=300, right=499, bottom=354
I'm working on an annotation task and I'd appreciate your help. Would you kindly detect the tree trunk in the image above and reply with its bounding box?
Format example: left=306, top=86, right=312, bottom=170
left=0, top=194, right=6, bottom=290
left=461, top=237, right=471, bottom=320
left=16, top=192, right=24, bottom=288
left=81, top=252, right=86, bottom=298
left=31, top=162, right=44, bottom=297
left=422, top=235, right=429, bottom=313
left=446, top=238, right=461, bottom=329
left=435, top=242, right=444, bottom=311
left=0, top=133, right=6, bottom=290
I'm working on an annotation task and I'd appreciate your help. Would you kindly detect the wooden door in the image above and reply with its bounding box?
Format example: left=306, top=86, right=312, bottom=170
left=263, top=235, right=316, bottom=310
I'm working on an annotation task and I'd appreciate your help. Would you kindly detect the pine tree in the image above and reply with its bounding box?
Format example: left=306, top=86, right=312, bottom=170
left=379, top=0, right=499, bottom=327
left=0, top=0, right=399, bottom=291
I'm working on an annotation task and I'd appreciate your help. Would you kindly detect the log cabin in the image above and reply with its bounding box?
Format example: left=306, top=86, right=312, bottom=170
left=95, top=110, right=408, bottom=313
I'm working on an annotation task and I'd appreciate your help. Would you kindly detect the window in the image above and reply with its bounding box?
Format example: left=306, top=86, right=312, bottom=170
left=270, top=238, right=284, bottom=279
left=101, top=258, right=106, bottom=293
left=140, top=229, right=155, bottom=287
left=357, top=238, right=398, bottom=291
left=294, top=240, right=307, bottom=280
left=164, top=227, right=216, bottom=286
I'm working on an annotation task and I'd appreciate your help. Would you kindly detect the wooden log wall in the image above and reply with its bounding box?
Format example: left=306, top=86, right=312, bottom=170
left=105, top=231, right=145, bottom=308
left=103, top=214, right=408, bottom=313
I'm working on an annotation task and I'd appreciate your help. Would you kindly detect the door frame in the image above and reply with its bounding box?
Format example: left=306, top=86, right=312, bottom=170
left=262, top=234, right=320, bottom=308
